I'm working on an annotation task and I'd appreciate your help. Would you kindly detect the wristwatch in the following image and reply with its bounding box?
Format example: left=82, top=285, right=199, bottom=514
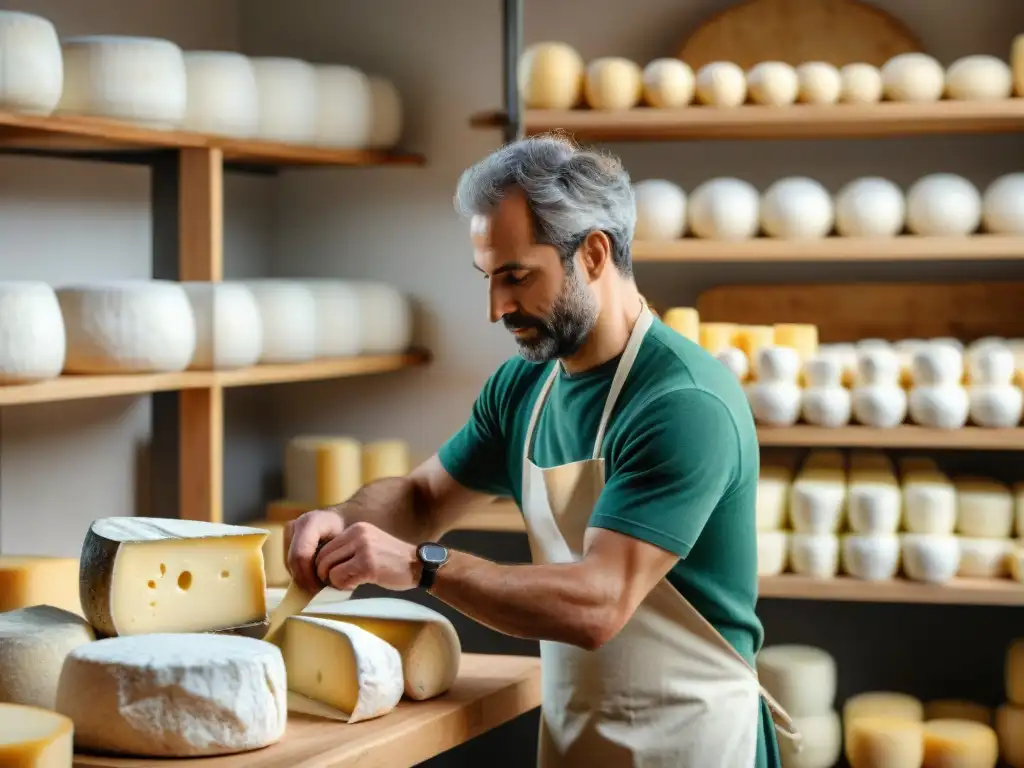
left=416, top=542, right=449, bottom=590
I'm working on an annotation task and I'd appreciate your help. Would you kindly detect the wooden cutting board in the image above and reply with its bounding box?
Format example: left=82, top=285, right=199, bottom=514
left=677, top=0, right=924, bottom=70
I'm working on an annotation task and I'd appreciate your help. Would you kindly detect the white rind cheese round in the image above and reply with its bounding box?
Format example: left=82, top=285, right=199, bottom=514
left=982, top=173, right=1024, bottom=234
left=906, top=173, right=982, bottom=236
left=834, top=176, right=906, bottom=237
left=956, top=536, right=1013, bottom=578
left=182, top=282, right=262, bottom=370
left=641, top=58, right=694, bottom=108
left=0, top=280, right=65, bottom=383
left=584, top=57, right=643, bottom=110
left=250, top=57, right=318, bottom=143
left=55, top=633, right=287, bottom=757
left=790, top=470, right=846, bottom=533
left=242, top=280, right=317, bottom=364
left=301, top=280, right=362, bottom=358
left=789, top=533, right=840, bottom=577
left=900, top=534, right=960, bottom=583
left=956, top=479, right=1014, bottom=538
left=945, top=54, right=1013, bottom=101
left=760, top=177, right=835, bottom=240
left=847, top=475, right=901, bottom=534
left=314, top=64, right=373, bottom=149
left=839, top=63, right=883, bottom=103
left=57, top=280, right=197, bottom=374
left=756, top=644, right=836, bottom=718
left=633, top=179, right=687, bottom=241
left=969, top=384, right=1023, bottom=428
left=912, top=343, right=964, bottom=386
left=745, top=381, right=801, bottom=426
left=796, top=62, right=841, bottom=104
left=57, top=35, right=187, bottom=128
left=842, top=534, right=901, bottom=580
left=0, top=702, right=74, bottom=765
left=757, top=531, right=788, bottom=576
left=182, top=51, right=259, bottom=137
left=687, top=177, right=760, bottom=240
left=352, top=281, right=413, bottom=354
left=0, top=605, right=95, bottom=709
left=881, top=53, right=945, bottom=102
left=903, top=473, right=957, bottom=535
left=781, top=710, right=841, bottom=768
left=517, top=42, right=584, bottom=110
left=908, top=385, right=969, bottom=429
left=746, top=61, right=798, bottom=106
left=694, top=61, right=747, bottom=107
left=367, top=75, right=403, bottom=149
left=0, top=10, right=63, bottom=114
left=852, top=383, right=909, bottom=427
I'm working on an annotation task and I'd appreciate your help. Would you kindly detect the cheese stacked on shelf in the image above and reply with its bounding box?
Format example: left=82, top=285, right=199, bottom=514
left=1000, top=638, right=1024, bottom=767
left=843, top=691, right=925, bottom=767
left=756, top=645, right=841, bottom=768
left=756, top=459, right=792, bottom=577
left=842, top=452, right=902, bottom=581
left=788, top=451, right=845, bottom=578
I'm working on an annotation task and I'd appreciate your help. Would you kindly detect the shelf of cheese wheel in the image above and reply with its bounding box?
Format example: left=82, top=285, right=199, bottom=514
left=0, top=516, right=540, bottom=766
left=630, top=172, right=1024, bottom=262
left=753, top=641, right=1024, bottom=768
left=0, top=12, right=421, bottom=167
left=0, top=278, right=427, bottom=405
left=658, top=308, right=1024, bottom=450
left=472, top=40, right=1024, bottom=141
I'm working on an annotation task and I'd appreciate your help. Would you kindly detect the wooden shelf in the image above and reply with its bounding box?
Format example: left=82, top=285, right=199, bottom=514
left=72, top=653, right=541, bottom=768
left=470, top=100, right=1024, bottom=141
left=759, top=574, right=1024, bottom=606
left=0, top=110, right=424, bottom=168
left=0, top=352, right=429, bottom=406
left=633, top=235, right=1024, bottom=263
left=757, top=426, right=1024, bottom=450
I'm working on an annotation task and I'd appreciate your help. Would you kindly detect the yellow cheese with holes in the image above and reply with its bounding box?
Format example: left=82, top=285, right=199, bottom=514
left=699, top=322, right=736, bottom=355
left=79, top=517, right=269, bottom=637
left=245, top=518, right=289, bottom=587
left=922, top=719, right=998, bottom=768
left=301, top=596, right=462, bottom=700
left=733, top=325, right=776, bottom=373
left=284, top=435, right=362, bottom=507
left=846, top=717, right=924, bottom=768
left=282, top=616, right=403, bottom=722
left=662, top=307, right=699, bottom=342
left=362, top=440, right=410, bottom=483
left=266, top=499, right=310, bottom=522
left=996, top=704, right=1024, bottom=768
left=0, top=703, right=74, bottom=766
left=925, top=699, right=991, bottom=725
left=774, top=323, right=819, bottom=362
left=0, top=556, right=82, bottom=615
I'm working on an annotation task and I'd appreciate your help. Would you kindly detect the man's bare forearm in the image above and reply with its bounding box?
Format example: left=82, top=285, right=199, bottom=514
left=429, top=550, right=618, bottom=650
left=329, top=477, right=435, bottom=543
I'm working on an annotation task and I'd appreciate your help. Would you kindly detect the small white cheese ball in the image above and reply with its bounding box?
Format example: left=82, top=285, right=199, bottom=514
left=694, top=61, right=747, bottom=107
left=944, top=54, right=1013, bottom=101
left=981, top=173, right=1024, bottom=234
left=760, top=177, right=835, bottom=240
left=584, top=57, right=642, bottom=110
left=642, top=58, right=694, bottom=107
left=834, top=177, right=906, bottom=237
left=687, top=178, right=760, bottom=240
left=746, top=61, right=799, bottom=106
left=906, top=174, right=981, bottom=236
left=518, top=42, right=584, bottom=109
left=839, top=63, right=883, bottom=104
left=633, top=180, right=687, bottom=241
left=881, top=53, right=945, bottom=102
left=796, top=62, right=841, bottom=104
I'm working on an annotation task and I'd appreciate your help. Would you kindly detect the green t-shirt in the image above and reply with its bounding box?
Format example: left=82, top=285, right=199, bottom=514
left=438, top=316, right=780, bottom=767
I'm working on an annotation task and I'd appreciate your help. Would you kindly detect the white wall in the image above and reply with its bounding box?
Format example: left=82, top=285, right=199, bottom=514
left=0, top=0, right=278, bottom=553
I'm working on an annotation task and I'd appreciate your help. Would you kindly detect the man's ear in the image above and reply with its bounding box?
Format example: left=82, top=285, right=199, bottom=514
left=578, top=230, right=611, bottom=282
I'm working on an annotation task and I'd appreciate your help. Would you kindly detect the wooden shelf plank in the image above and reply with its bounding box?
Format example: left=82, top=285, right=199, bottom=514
left=72, top=653, right=541, bottom=768
left=0, top=352, right=429, bottom=406
left=759, top=574, right=1024, bottom=606
left=470, top=100, right=1024, bottom=141
left=0, top=110, right=424, bottom=167
left=757, top=426, right=1024, bottom=450
left=633, top=235, right=1024, bottom=263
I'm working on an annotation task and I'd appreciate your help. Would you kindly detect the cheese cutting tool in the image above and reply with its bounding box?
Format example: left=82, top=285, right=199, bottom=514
left=264, top=540, right=345, bottom=646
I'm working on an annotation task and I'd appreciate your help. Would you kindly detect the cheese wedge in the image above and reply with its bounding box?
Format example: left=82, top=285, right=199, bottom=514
left=79, top=517, right=269, bottom=637
left=0, top=703, right=74, bottom=766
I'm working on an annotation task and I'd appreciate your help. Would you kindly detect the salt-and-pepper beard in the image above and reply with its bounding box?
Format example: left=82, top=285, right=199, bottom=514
left=505, top=261, right=599, bottom=363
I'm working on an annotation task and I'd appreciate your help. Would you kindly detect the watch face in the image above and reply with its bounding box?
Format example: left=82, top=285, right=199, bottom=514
left=419, top=544, right=448, bottom=565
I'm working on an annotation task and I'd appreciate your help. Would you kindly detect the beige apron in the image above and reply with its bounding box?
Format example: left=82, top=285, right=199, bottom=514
left=520, top=304, right=801, bottom=768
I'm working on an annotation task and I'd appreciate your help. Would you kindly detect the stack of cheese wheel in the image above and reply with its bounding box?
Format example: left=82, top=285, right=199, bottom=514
left=951, top=476, right=1016, bottom=581
left=787, top=450, right=845, bottom=578
left=999, top=639, right=1024, bottom=767
left=756, top=457, right=792, bottom=577
left=0, top=515, right=462, bottom=759
left=0, top=11, right=64, bottom=115
left=899, top=458, right=961, bottom=584
left=843, top=690, right=925, bottom=767
left=841, top=451, right=902, bottom=581
left=756, top=645, right=841, bottom=768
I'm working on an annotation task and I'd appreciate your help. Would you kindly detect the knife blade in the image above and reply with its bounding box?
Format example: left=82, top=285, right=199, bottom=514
left=264, top=540, right=345, bottom=646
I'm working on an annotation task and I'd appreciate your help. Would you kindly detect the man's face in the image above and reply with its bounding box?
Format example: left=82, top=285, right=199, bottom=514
left=471, top=193, right=598, bottom=363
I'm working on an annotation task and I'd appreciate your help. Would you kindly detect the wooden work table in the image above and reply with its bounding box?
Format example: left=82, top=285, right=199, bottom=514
left=72, top=654, right=541, bottom=768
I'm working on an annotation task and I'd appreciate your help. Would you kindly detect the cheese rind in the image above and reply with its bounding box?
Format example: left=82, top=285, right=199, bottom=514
left=79, top=517, right=269, bottom=637
left=922, top=719, right=999, bottom=768
left=282, top=616, right=403, bottom=722
left=55, top=633, right=287, bottom=757
left=0, top=702, right=74, bottom=766
left=0, top=605, right=95, bottom=709
left=0, top=556, right=82, bottom=615
left=299, top=597, right=462, bottom=701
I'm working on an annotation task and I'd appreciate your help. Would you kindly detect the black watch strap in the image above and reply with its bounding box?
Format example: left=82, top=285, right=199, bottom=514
left=416, top=542, right=449, bottom=590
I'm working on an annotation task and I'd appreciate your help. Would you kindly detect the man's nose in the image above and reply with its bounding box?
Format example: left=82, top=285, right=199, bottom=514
left=488, top=285, right=517, bottom=324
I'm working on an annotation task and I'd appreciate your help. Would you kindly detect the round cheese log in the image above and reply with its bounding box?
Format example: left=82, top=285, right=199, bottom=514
left=299, top=597, right=462, bottom=700
left=756, top=644, right=837, bottom=717
left=789, top=533, right=840, bottom=577
left=687, top=177, right=760, bottom=240
left=842, top=534, right=900, bottom=580
left=982, top=173, right=1024, bottom=234
left=55, top=633, right=287, bottom=757
left=746, top=61, right=798, bottom=106
left=351, top=281, right=413, bottom=354
left=57, top=35, right=186, bottom=128
left=694, top=61, right=747, bottom=106
left=181, top=282, right=263, bottom=370
left=641, top=58, right=694, bottom=107
left=250, top=56, right=317, bottom=143
left=79, top=517, right=271, bottom=638
left=314, top=64, right=373, bottom=149
left=0, top=10, right=63, bottom=114
left=57, top=280, right=196, bottom=374
left=834, top=177, right=906, bottom=237
left=0, top=703, right=74, bottom=765
left=242, top=279, right=317, bottom=364
left=906, top=173, right=981, bottom=236
left=182, top=51, right=259, bottom=137
left=760, top=177, right=834, bottom=239
left=903, top=472, right=957, bottom=535
left=633, top=179, right=687, bottom=241
left=945, top=54, right=1013, bottom=101
left=901, top=534, right=960, bottom=583
left=367, top=75, right=403, bottom=149
left=0, top=281, right=65, bottom=383
left=789, top=469, right=846, bottom=533
left=584, top=57, right=642, bottom=110
left=301, top=279, right=362, bottom=358
left=0, top=605, right=95, bottom=709
left=839, top=63, right=883, bottom=104
left=881, top=53, right=945, bottom=102
left=518, top=42, right=583, bottom=109
left=795, top=62, right=841, bottom=104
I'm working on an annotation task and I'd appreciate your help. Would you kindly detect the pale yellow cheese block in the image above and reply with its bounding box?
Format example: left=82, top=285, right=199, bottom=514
left=0, top=702, right=74, bottom=766
left=284, top=435, right=362, bottom=507
left=845, top=717, right=924, bottom=768
left=245, top=518, right=289, bottom=587
left=362, top=440, right=411, bottom=484
left=699, top=322, right=736, bottom=355
left=733, top=325, right=776, bottom=377
left=0, top=556, right=82, bottom=616
left=266, top=499, right=311, bottom=523
left=922, top=718, right=999, bottom=768
left=661, top=307, right=699, bottom=342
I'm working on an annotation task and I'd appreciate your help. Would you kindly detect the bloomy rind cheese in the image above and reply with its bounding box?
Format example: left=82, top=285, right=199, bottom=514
left=756, top=644, right=836, bottom=718
left=0, top=702, right=75, bottom=765
left=79, top=517, right=269, bottom=638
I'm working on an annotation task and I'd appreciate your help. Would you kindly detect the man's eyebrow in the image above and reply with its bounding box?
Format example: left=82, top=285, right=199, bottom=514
left=473, top=261, right=529, bottom=276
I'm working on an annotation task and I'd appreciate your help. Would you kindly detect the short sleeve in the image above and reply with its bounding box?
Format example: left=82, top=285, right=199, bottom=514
left=589, top=388, right=741, bottom=558
left=437, top=365, right=514, bottom=498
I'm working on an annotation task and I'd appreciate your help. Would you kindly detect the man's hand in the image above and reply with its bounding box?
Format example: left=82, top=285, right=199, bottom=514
left=284, top=509, right=345, bottom=593
left=314, top=522, right=421, bottom=592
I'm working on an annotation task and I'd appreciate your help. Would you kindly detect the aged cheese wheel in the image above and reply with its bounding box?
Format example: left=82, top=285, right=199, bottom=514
left=688, top=177, right=760, bottom=240
left=181, top=282, right=262, bottom=370
left=0, top=281, right=65, bottom=383
left=584, top=57, right=642, bottom=110
left=756, top=644, right=837, bottom=718
left=250, top=57, right=317, bottom=143
left=906, top=174, right=981, bottom=236
left=945, top=54, right=1013, bottom=101
left=518, top=42, right=584, bottom=109
left=351, top=281, right=413, bottom=354
left=881, top=52, right=945, bottom=102
left=0, top=10, right=63, bottom=114
left=981, top=173, right=1024, bottom=234
left=314, top=65, right=373, bottom=149
left=760, top=177, right=834, bottom=239
left=694, top=61, right=747, bottom=106
left=367, top=75, right=403, bottom=149
left=182, top=51, right=259, bottom=137
left=242, top=280, right=317, bottom=364
left=633, top=179, right=687, bottom=240
left=901, top=534, right=960, bottom=583
left=908, top=385, right=969, bottom=429
left=834, top=177, right=906, bottom=237
left=839, top=62, right=883, bottom=103
left=746, top=61, right=798, bottom=106
left=302, top=279, right=362, bottom=358
left=796, top=62, right=841, bottom=104
left=641, top=58, right=694, bottom=107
